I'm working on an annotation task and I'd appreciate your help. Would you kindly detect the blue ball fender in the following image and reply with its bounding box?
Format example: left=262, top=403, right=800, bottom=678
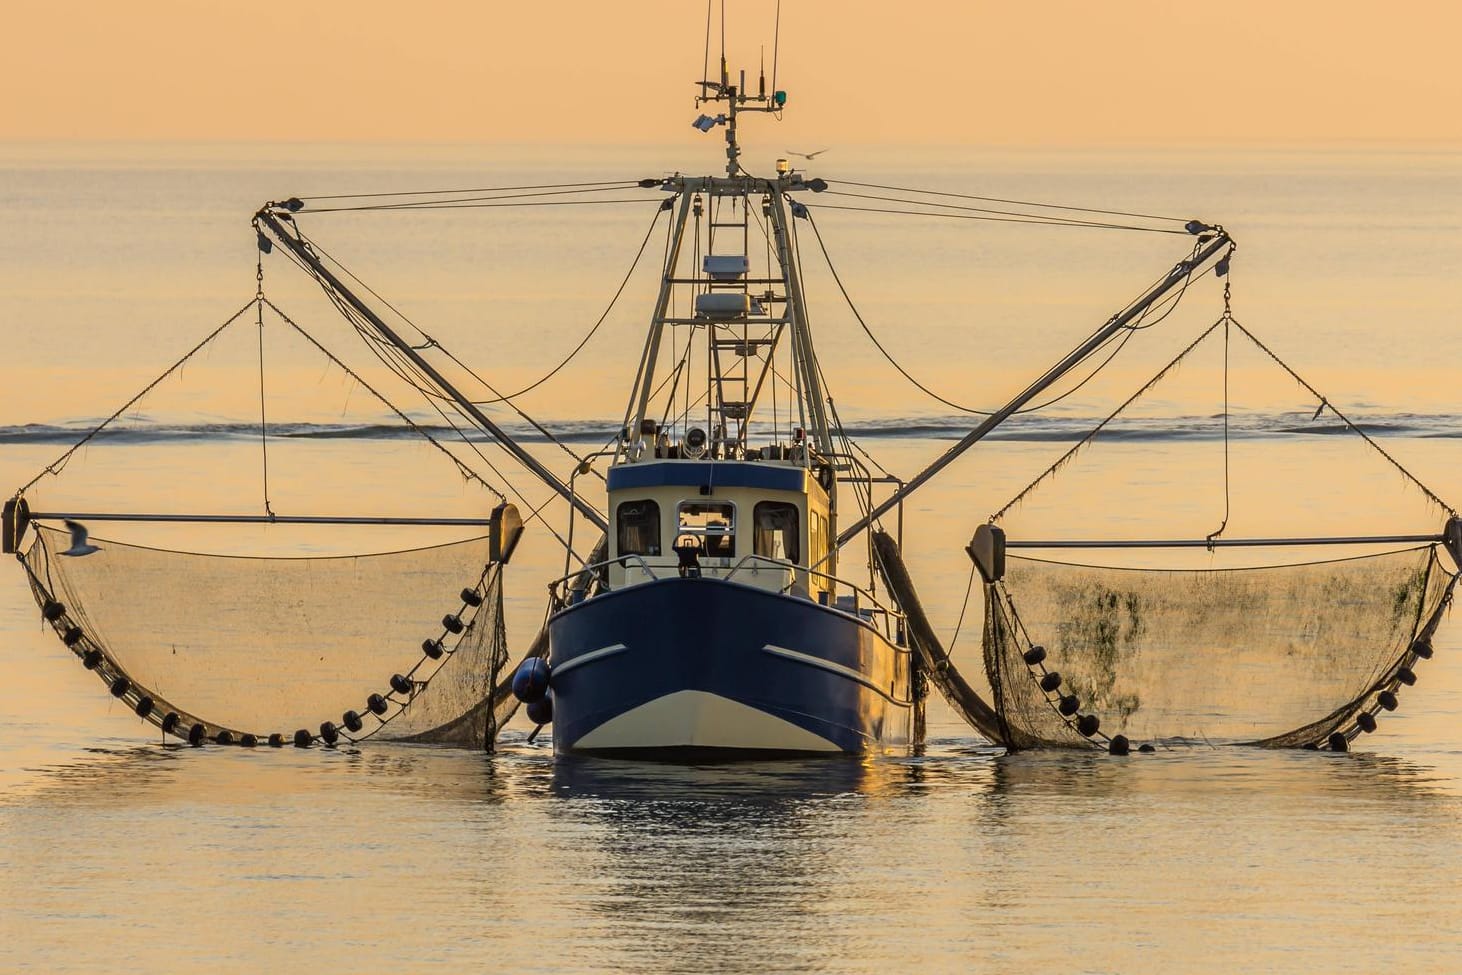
left=512, top=657, right=552, bottom=703
left=526, top=691, right=554, bottom=726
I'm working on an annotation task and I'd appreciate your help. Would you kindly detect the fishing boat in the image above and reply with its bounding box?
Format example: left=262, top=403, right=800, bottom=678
left=6, top=22, right=1459, bottom=758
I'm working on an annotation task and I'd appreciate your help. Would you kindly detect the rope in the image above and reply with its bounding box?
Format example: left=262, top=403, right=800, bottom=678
left=298, top=197, right=656, bottom=215
left=255, top=254, right=274, bottom=519
left=279, top=226, right=602, bottom=478
left=262, top=299, right=505, bottom=502
left=946, top=561, right=979, bottom=655
left=803, top=211, right=1177, bottom=418
left=1231, top=319, right=1456, bottom=518
left=807, top=201, right=1191, bottom=235
left=456, top=203, right=665, bottom=404
left=991, top=318, right=1225, bottom=523
left=827, top=179, right=1192, bottom=225
left=817, top=189, right=1191, bottom=235
left=298, top=179, right=641, bottom=202
left=19, top=299, right=257, bottom=494
left=1206, top=284, right=1233, bottom=546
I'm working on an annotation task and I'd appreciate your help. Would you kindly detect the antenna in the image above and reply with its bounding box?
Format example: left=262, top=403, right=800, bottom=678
left=690, top=0, right=790, bottom=178
left=771, top=0, right=781, bottom=101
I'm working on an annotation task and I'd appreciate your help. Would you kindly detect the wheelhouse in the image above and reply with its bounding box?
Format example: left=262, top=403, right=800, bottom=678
left=606, top=456, right=836, bottom=599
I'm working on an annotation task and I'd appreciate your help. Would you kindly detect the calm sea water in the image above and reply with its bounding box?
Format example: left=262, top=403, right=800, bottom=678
left=1, top=143, right=1460, bottom=973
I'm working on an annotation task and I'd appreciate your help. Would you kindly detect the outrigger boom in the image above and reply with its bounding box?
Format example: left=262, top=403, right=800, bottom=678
left=253, top=207, right=608, bottom=533
left=837, top=227, right=1235, bottom=547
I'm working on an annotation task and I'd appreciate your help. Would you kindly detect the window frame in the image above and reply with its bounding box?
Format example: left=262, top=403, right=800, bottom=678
left=675, top=499, right=738, bottom=558
left=752, top=500, right=801, bottom=564
left=615, top=498, right=662, bottom=557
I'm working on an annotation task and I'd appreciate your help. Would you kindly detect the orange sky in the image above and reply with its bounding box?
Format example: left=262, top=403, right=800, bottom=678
left=3, top=0, right=1460, bottom=145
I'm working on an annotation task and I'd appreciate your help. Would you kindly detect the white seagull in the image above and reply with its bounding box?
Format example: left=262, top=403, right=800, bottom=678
left=61, top=520, right=101, bottom=557
left=786, top=148, right=830, bottom=160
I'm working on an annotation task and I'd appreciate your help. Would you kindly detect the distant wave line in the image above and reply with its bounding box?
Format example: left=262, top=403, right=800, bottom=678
left=3, top=413, right=1460, bottom=446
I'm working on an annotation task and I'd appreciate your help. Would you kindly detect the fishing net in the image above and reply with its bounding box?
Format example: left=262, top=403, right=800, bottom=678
left=983, top=545, right=1457, bottom=751
left=21, top=524, right=526, bottom=748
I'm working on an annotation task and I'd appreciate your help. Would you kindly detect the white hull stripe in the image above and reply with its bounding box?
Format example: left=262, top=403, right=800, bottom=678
left=761, top=643, right=908, bottom=704
left=552, top=642, right=628, bottom=677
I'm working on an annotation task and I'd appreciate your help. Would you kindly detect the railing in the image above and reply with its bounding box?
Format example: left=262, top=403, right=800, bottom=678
left=546, top=552, right=908, bottom=647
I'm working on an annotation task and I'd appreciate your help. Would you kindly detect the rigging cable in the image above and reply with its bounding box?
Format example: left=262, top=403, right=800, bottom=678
left=827, top=179, right=1192, bottom=225
left=284, top=221, right=649, bottom=481
left=19, top=299, right=257, bottom=494
left=264, top=247, right=556, bottom=522
left=298, top=198, right=657, bottom=215
left=1206, top=277, right=1234, bottom=546
left=267, top=298, right=583, bottom=554
left=262, top=299, right=506, bottom=502
left=803, top=210, right=1195, bottom=419
left=297, top=179, right=640, bottom=202
left=990, top=318, right=1227, bottom=523
left=1230, top=318, right=1455, bottom=518
left=806, top=202, right=1192, bottom=235
left=450, top=204, right=665, bottom=405
left=817, top=189, right=1192, bottom=235
left=296, top=183, right=649, bottom=213
left=255, top=253, right=274, bottom=518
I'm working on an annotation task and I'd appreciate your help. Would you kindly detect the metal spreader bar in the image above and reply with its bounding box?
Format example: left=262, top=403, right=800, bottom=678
left=1007, top=533, right=1444, bottom=550
left=29, top=511, right=492, bottom=527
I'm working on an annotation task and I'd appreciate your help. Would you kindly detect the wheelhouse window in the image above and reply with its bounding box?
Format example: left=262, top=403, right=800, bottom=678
left=677, top=501, right=736, bottom=557
left=616, top=500, right=661, bottom=556
left=753, top=501, right=800, bottom=563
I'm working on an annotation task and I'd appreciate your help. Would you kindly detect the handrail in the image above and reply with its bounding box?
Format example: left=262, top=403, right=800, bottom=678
left=546, top=551, right=905, bottom=626
left=721, top=552, right=905, bottom=623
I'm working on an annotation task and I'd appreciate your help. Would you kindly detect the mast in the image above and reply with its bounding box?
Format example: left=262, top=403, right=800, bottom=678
left=618, top=54, right=834, bottom=463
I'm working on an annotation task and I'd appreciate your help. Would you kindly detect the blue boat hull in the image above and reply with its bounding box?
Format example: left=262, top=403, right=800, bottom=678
left=547, top=577, right=913, bottom=756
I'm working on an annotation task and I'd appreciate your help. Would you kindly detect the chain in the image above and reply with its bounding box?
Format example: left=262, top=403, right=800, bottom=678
left=1207, top=252, right=1235, bottom=547
left=255, top=231, right=274, bottom=519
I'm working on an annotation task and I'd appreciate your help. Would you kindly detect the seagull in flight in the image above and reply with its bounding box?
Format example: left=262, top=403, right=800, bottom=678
left=786, top=148, right=830, bottom=160
left=61, top=520, right=101, bottom=557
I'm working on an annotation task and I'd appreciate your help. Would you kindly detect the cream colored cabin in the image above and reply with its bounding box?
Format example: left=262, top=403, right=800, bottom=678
left=605, top=459, right=836, bottom=599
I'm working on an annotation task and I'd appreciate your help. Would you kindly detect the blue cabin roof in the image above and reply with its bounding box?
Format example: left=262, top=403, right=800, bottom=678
left=607, top=461, right=807, bottom=493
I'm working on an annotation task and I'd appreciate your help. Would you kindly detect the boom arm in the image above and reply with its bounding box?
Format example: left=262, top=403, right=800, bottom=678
left=255, top=206, right=608, bottom=533
left=836, top=229, right=1235, bottom=548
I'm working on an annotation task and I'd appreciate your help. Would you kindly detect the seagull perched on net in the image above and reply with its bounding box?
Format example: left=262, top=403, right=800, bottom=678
left=61, top=520, right=101, bottom=557
left=786, top=148, right=829, bottom=160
